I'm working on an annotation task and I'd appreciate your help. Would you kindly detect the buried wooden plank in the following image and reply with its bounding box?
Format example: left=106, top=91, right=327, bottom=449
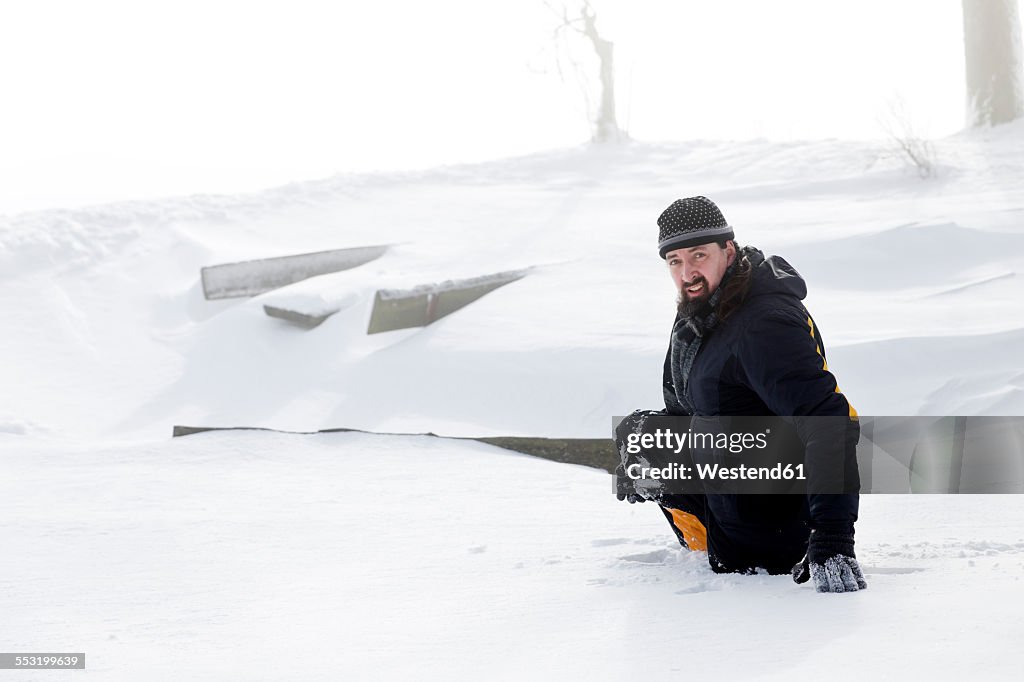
left=263, top=304, right=334, bottom=329
left=366, top=268, right=529, bottom=334
left=171, top=424, right=618, bottom=472
left=475, top=436, right=618, bottom=472
left=262, top=288, right=362, bottom=329
left=200, top=244, right=389, bottom=300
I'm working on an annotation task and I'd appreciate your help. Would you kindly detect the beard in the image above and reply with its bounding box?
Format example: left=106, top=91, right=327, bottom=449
left=676, top=276, right=711, bottom=318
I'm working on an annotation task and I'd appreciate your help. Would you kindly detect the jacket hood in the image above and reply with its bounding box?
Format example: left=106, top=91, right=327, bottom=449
left=741, top=245, right=807, bottom=301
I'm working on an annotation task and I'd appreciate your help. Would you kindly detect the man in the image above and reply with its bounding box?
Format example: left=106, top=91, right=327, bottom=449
left=616, top=196, right=867, bottom=593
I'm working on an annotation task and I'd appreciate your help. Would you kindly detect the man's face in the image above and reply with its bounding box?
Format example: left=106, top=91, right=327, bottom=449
left=666, top=242, right=736, bottom=308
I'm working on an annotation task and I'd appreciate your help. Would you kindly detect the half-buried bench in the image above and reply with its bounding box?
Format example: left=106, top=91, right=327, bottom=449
left=201, top=244, right=389, bottom=299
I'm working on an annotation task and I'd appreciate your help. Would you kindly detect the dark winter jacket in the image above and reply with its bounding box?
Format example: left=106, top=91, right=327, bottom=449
left=662, top=246, right=860, bottom=537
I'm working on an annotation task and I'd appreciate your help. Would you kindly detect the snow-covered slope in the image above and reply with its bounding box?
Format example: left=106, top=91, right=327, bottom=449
left=3, top=126, right=1024, bottom=440
left=3, top=127, right=1024, bottom=680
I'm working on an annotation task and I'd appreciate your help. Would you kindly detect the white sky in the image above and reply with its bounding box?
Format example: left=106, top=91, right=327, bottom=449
left=0, top=0, right=1016, bottom=213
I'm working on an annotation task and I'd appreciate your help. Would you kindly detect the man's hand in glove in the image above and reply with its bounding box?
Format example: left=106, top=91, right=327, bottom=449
left=614, top=409, right=664, bottom=449
left=613, top=462, right=647, bottom=503
left=792, top=529, right=868, bottom=593
left=613, top=410, right=665, bottom=505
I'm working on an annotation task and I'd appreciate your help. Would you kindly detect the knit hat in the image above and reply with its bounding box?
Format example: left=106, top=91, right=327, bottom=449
left=657, top=196, right=735, bottom=258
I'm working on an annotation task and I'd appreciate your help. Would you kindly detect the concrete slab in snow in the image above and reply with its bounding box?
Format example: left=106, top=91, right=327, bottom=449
left=200, top=244, right=389, bottom=299
left=263, top=305, right=336, bottom=329
left=366, top=268, right=529, bottom=334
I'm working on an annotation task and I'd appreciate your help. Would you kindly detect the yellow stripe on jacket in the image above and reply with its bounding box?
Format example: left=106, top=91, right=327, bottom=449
left=807, top=316, right=858, bottom=420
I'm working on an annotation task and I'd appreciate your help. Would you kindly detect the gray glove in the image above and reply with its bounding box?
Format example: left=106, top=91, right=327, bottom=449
left=613, top=410, right=664, bottom=504
left=792, top=530, right=868, bottom=593
left=614, top=462, right=647, bottom=503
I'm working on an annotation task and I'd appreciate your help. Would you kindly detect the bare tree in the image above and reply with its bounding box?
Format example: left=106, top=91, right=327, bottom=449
left=962, top=0, right=1024, bottom=127
left=546, top=1, right=626, bottom=142
left=876, top=96, right=937, bottom=179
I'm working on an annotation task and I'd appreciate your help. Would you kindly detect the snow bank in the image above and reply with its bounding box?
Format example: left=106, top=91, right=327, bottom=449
left=3, top=131, right=1024, bottom=679
left=1, top=432, right=1021, bottom=680
left=3, top=135, right=1024, bottom=440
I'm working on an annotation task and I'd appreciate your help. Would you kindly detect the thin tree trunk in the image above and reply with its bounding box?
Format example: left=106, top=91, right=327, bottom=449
left=963, top=0, right=1024, bottom=127
left=581, top=7, right=622, bottom=142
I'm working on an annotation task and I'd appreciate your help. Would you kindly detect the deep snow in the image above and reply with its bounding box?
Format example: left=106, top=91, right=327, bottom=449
left=2, top=124, right=1024, bottom=679
left=2, top=432, right=1022, bottom=680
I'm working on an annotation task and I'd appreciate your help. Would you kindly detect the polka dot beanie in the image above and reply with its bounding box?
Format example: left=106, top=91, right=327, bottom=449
left=657, top=196, right=735, bottom=258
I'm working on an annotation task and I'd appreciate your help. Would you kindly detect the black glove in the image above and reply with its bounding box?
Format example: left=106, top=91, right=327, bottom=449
left=613, top=463, right=647, bottom=503
left=613, top=410, right=665, bottom=504
left=792, top=530, right=867, bottom=593
left=614, top=409, right=664, bottom=448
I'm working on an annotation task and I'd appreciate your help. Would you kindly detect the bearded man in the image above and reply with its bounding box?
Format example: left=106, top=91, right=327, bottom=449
left=617, top=196, right=867, bottom=593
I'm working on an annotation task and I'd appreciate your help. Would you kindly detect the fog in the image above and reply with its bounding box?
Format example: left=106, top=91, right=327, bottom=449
left=0, top=0, right=1016, bottom=212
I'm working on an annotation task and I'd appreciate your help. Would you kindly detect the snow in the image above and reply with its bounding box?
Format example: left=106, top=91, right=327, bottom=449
left=2, top=432, right=1022, bottom=680
left=2, top=123, right=1024, bottom=679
